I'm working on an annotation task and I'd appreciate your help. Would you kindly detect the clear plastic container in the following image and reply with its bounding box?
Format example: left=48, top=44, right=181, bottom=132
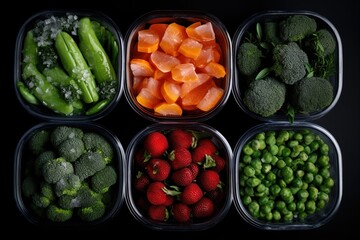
left=232, top=11, right=343, bottom=122
left=124, top=10, right=232, bottom=122
left=13, top=122, right=126, bottom=227
left=125, top=122, right=233, bottom=231
left=14, top=10, right=124, bottom=121
left=232, top=122, right=342, bottom=230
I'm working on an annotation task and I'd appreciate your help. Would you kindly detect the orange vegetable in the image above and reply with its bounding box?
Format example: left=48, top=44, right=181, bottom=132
left=159, top=22, right=187, bottom=56
left=197, top=86, right=224, bottom=111
left=154, top=102, right=183, bottom=116
left=137, top=29, right=160, bottom=53
left=130, top=58, right=154, bottom=77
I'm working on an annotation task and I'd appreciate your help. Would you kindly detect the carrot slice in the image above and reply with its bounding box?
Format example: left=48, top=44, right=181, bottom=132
left=153, top=69, right=170, bottom=80
left=150, top=50, right=181, bottom=73
left=161, top=79, right=181, bottom=103
left=171, top=63, right=198, bottom=82
left=149, top=23, right=168, bottom=39
left=154, top=102, right=183, bottom=116
left=145, top=77, right=163, bottom=100
left=159, top=22, right=187, bottom=56
left=181, top=78, right=215, bottom=106
left=137, top=29, right=160, bottom=53
left=178, top=38, right=203, bottom=59
left=136, top=88, right=162, bottom=109
left=203, top=62, right=226, bottom=78
left=180, top=73, right=211, bottom=98
left=130, top=58, right=154, bottom=77
left=197, top=86, right=224, bottom=111
left=186, top=22, right=215, bottom=42
left=186, top=22, right=202, bottom=40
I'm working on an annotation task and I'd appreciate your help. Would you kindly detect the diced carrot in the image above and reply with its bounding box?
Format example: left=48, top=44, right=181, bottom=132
left=181, top=78, right=215, bottom=106
left=150, top=50, right=181, bottom=73
left=145, top=77, right=163, bottom=100
left=137, top=29, right=160, bottom=53
left=130, top=58, right=155, bottom=77
left=171, top=63, right=199, bottom=82
left=197, top=86, right=224, bottom=111
left=193, top=46, right=216, bottom=68
left=153, top=69, right=170, bottom=80
left=159, top=23, right=187, bottom=56
left=186, top=22, right=202, bottom=40
left=133, top=76, right=145, bottom=95
left=149, top=23, right=168, bottom=39
left=132, top=44, right=151, bottom=60
left=186, top=22, right=215, bottom=42
left=136, top=88, right=162, bottom=109
left=180, top=73, right=211, bottom=98
left=178, top=38, right=203, bottom=59
left=161, top=79, right=181, bottom=103
left=203, top=62, right=226, bottom=78
left=154, top=102, right=183, bottom=116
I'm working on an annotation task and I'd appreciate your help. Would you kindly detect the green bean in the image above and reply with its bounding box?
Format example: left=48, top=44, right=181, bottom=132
left=16, top=81, right=40, bottom=105
left=85, top=99, right=110, bottom=115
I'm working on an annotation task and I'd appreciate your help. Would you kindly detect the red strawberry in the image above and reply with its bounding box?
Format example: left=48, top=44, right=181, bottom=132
left=134, top=148, right=151, bottom=168
left=167, top=129, right=194, bottom=149
left=172, top=203, right=191, bottom=223
left=146, top=182, right=168, bottom=205
left=168, top=147, right=192, bottom=170
left=146, top=158, right=171, bottom=181
left=192, top=138, right=217, bottom=164
left=207, top=187, right=225, bottom=205
left=211, top=154, right=226, bottom=172
left=180, top=182, right=203, bottom=205
left=134, top=171, right=150, bottom=192
left=144, top=131, right=169, bottom=158
left=170, top=167, right=193, bottom=187
left=198, top=169, right=220, bottom=192
left=188, top=162, right=199, bottom=180
left=148, top=204, right=168, bottom=221
left=163, top=195, right=175, bottom=207
left=192, top=197, right=214, bottom=218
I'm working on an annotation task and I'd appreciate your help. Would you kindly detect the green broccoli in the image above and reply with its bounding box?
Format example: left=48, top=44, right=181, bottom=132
left=272, top=42, right=309, bottom=85
left=77, top=183, right=103, bottom=207
left=74, top=152, right=106, bottom=180
left=34, top=150, right=56, bottom=176
left=57, top=137, right=85, bottom=162
left=237, top=42, right=263, bottom=77
left=50, top=125, right=84, bottom=147
left=32, top=193, right=52, bottom=208
left=83, top=132, right=114, bottom=164
left=290, top=77, right=334, bottom=113
left=243, top=77, right=286, bottom=117
left=264, top=21, right=282, bottom=45
left=46, top=204, right=73, bottom=222
left=40, top=181, right=55, bottom=201
left=77, top=201, right=106, bottom=222
left=90, top=166, right=117, bottom=193
left=54, top=173, right=81, bottom=197
left=42, top=157, right=74, bottom=184
left=22, top=176, right=38, bottom=198
left=28, top=129, right=50, bottom=155
left=309, top=29, right=336, bottom=57
left=279, top=15, right=317, bottom=42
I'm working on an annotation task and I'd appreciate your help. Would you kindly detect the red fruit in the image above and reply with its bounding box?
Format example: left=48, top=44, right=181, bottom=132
left=188, top=162, right=199, bottom=180
left=148, top=205, right=168, bottom=221
left=134, top=148, right=151, bottom=168
left=168, top=147, right=192, bottom=170
left=163, top=195, right=175, bottom=207
left=198, top=169, right=220, bottom=192
left=171, top=167, right=194, bottom=186
left=192, top=138, right=217, bottom=164
left=134, top=171, right=150, bottom=192
left=144, top=131, right=169, bottom=158
left=146, top=158, right=171, bottom=181
left=211, top=154, right=226, bottom=172
left=146, top=182, right=168, bottom=205
left=180, top=182, right=203, bottom=205
left=172, top=203, right=191, bottom=223
left=192, top=197, right=214, bottom=218
left=167, top=129, right=194, bottom=149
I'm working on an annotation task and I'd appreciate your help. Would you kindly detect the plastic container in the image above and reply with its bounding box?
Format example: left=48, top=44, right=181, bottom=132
left=125, top=122, right=233, bottom=231
left=14, top=10, right=124, bottom=121
left=232, top=11, right=343, bottom=122
left=233, top=122, right=342, bottom=230
left=124, top=10, right=233, bottom=122
left=13, top=122, right=126, bottom=227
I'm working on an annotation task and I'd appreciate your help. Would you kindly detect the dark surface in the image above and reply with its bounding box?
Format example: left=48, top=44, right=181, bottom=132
left=4, top=0, right=359, bottom=238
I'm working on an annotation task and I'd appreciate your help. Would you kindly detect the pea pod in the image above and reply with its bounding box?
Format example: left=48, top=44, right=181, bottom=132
left=55, top=31, right=99, bottom=103
left=22, top=62, right=73, bottom=115
left=22, top=30, right=38, bottom=67
left=78, top=17, right=116, bottom=83
left=16, top=81, right=40, bottom=105
left=85, top=98, right=110, bottom=115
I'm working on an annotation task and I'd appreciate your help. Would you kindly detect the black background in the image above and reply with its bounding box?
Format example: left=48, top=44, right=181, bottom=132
left=3, top=0, right=360, bottom=238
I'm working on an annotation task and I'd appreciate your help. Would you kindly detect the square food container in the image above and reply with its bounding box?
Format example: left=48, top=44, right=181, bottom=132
left=13, top=122, right=126, bottom=227
left=232, top=11, right=343, bottom=122
left=125, top=122, right=233, bottom=231
left=232, top=122, right=342, bottom=230
left=124, top=10, right=232, bottom=122
left=14, top=10, right=124, bottom=121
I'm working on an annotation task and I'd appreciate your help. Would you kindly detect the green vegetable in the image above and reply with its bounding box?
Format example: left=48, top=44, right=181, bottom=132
left=28, top=129, right=50, bottom=155
left=237, top=42, right=263, bottom=77
left=54, top=173, right=81, bottom=197
left=46, top=204, right=73, bottom=222
left=42, top=157, right=74, bottom=184
left=77, top=201, right=106, bottom=221
left=57, top=137, right=85, bottom=162
left=83, top=132, right=114, bottom=164
left=50, top=125, right=84, bottom=147
left=74, top=152, right=106, bottom=181
left=90, top=166, right=117, bottom=193
left=16, top=81, right=40, bottom=105
left=279, top=15, right=317, bottom=42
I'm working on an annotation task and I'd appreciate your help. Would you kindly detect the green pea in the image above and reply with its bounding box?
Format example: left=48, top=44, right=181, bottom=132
left=262, top=163, right=272, bottom=174
left=306, top=200, right=316, bottom=214
left=251, top=159, right=262, bottom=170
left=304, top=133, right=315, bottom=145
left=276, top=159, right=286, bottom=169
left=297, top=189, right=309, bottom=200
left=318, top=191, right=329, bottom=202
left=266, top=134, right=276, bottom=146
left=317, top=199, right=326, bottom=209
left=320, top=143, right=329, bottom=155
left=275, top=200, right=286, bottom=211
left=308, top=186, right=319, bottom=200
left=248, top=201, right=260, bottom=217
left=297, top=201, right=306, bottom=212
left=296, top=169, right=305, bottom=178
left=246, top=177, right=261, bottom=187
left=310, top=141, right=320, bottom=151
left=245, top=186, right=255, bottom=196
left=242, top=195, right=252, bottom=205
left=243, top=154, right=252, bottom=164
left=243, top=165, right=255, bottom=177
left=283, top=211, right=294, bottom=222
left=323, top=177, right=335, bottom=188
left=270, top=184, right=281, bottom=197
left=272, top=210, right=281, bottom=221
left=282, top=147, right=291, bottom=157
left=288, top=140, right=299, bottom=148
left=252, top=150, right=262, bottom=158
left=267, top=172, right=276, bottom=182
left=287, top=202, right=296, bottom=211
left=307, top=153, right=318, bottom=163
left=257, top=184, right=267, bottom=193
left=319, top=168, right=331, bottom=179
left=318, top=155, right=330, bottom=167
left=313, top=174, right=323, bottom=186
left=243, top=144, right=254, bottom=155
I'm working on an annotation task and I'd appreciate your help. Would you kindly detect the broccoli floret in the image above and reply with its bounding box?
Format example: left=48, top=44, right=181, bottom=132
left=77, top=183, right=103, bottom=207
left=28, top=129, right=50, bottom=155
left=264, top=21, right=282, bottom=45
left=34, top=150, right=56, bottom=177
left=74, top=152, right=106, bottom=181
left=58, top=194, right=81, bottom=209
left=243, top=77, right=286, bottom=117
left=32, top=193, right=52, bottom=208
left=77, top=201, right=106, bottom=222
left=309, top=29, right=336, bottom=57
left=279, top=15, right=317, bottom=42
left=272, top=42, right=309, bottom=85
left=40, top=181, right=55, bottom=201
left=54, top=173, right=81, bottom=197
left=50, top=126, right=84, bottom=147
left=291, top=77, right=334, bottom=113
left=57, top=137, right=85, bottom=162
left=22, top=176, right=38, bottom=198
left=91, top=166, right=117, bottom=193
left=46, top=204, right=73, bottom=222
left=42, top=157, right=74, bottom=184
left=83, top=132, right=114, bottom=164
left=237, top=42, right=263, bottom=77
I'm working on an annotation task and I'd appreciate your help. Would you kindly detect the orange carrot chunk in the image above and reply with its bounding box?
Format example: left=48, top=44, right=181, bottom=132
left=197, top=86, right=224, bottom=111
left=130, top=58, right=155, bottom=77
left=137, top=29, right=160, bottom=53
left=150, top=50, right=181, bottom=73
left=171, top=63, right=199, bottom=82
left=159, top=22, right=187, bottom=56
left=154, top=102, right=183, bottom=116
